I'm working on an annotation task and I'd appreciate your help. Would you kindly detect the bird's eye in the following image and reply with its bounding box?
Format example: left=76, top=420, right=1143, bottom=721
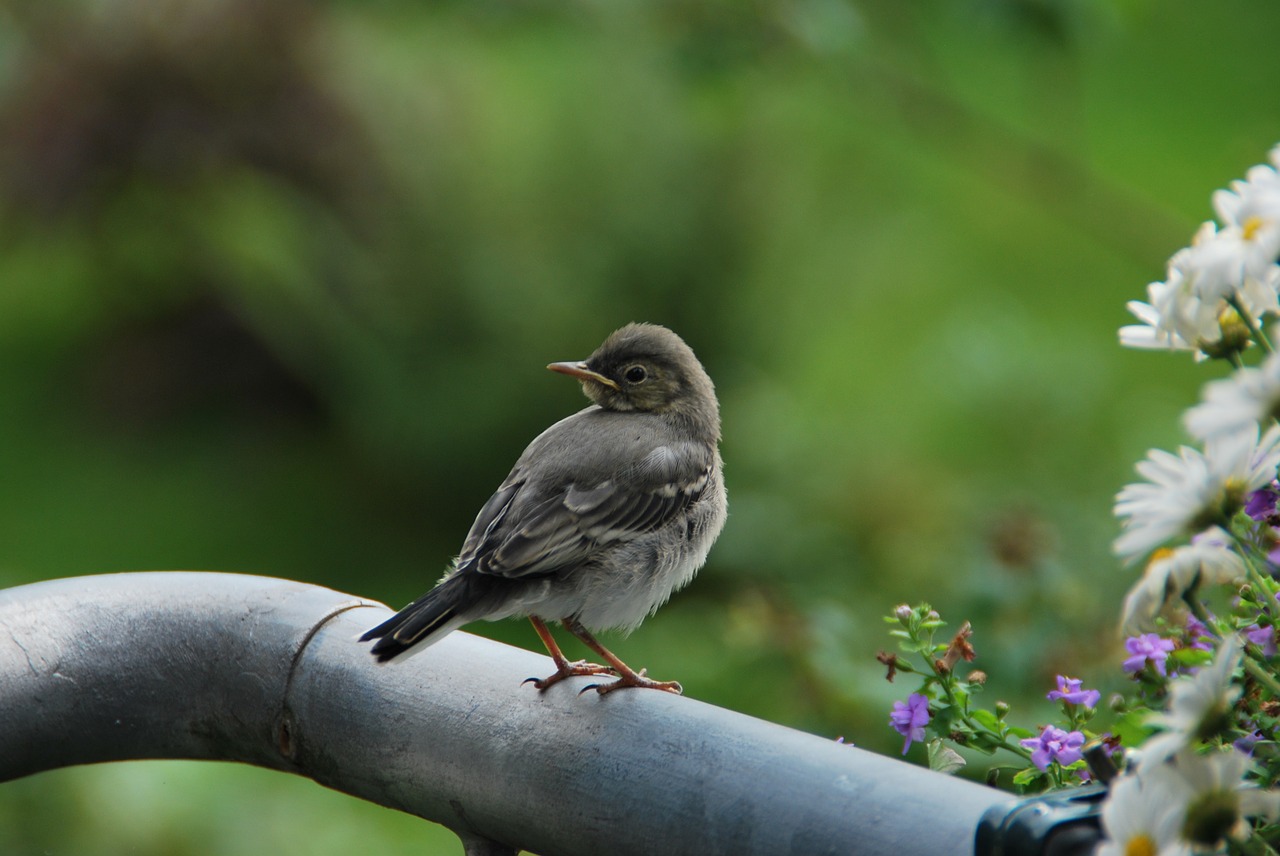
left=623, top=365, right=648, bottom=384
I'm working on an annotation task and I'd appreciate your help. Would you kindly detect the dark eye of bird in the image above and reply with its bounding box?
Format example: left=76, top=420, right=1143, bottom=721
left=623, top=365, right=648, bottom=384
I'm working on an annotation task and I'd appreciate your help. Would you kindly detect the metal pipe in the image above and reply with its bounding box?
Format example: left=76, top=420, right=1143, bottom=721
left=0, top=572, right=1015, bottom=855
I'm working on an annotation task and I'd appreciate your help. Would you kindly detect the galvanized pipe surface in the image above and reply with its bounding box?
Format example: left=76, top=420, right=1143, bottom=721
left=0, top=572, right=1014, bottom=855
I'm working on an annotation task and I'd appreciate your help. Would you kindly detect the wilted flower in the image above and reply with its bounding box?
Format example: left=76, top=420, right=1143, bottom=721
left=935, top=621, right=975, bottom=672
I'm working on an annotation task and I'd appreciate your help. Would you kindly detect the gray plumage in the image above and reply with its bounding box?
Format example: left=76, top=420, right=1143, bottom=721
left=361, top=323, right=726, bottom=694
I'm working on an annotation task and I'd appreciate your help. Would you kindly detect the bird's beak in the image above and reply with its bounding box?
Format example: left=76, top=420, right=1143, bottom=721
left=547, top=361, right=620, bottom=390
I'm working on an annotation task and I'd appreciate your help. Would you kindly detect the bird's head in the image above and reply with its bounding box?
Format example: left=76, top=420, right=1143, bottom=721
left=547, top=323, right=719, bottom=438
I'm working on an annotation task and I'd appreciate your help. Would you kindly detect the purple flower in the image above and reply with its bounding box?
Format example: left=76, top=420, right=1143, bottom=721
left=889, top=693, right=930, bottom=755
left=1246, top=484, right=1279, bottom=520
left=1245, top=624, right=1277, bottom=656
left=1123, top=633, right=1177, bottom=676
left=1235, top=729, right=1265, bottom=756
left=1185, top=614, right=1215, bottom=652
left=1046, top=675, right=1100, bottom=708
left=1020, top=726, right=1085, bottom=771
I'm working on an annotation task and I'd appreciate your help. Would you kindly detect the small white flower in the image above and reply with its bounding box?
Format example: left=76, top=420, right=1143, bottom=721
left=1179, top=221, right=1280, bottom=306
left=1120, top=252, right=1272, bottom=359
left=1096, top=771, right=1192, bottom=856
left=1174, top=748, right=1280, bottom=847
left=1212, top=161, right=1280, bottom=273
left=1120, top=531, right=1246, bottom=635
left=1138, top=637, right=1243, bottom=764
left=1150, top=257, right=1241, bottom=353
left=1114, top=425, right=1280, bottom=562
left=1119, top=280, right=1205, bottom=355
left=1185, top=346, right=1280, bottom=440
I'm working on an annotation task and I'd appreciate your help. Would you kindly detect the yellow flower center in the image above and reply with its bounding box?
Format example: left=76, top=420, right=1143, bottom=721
left=1125, top=833, right=1157, bottom=856
left=1244, top=215, right=1267, bottom=241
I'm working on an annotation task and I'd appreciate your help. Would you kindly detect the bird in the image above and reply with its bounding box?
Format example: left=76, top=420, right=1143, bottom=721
left=360, top=323, right=726, bottom=695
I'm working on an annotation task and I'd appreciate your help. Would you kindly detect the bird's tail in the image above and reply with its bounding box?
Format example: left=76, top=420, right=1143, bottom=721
left=360, top=574, right=476, bottom=663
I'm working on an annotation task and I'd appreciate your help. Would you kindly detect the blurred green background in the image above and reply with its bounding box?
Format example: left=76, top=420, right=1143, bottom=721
left=1, top=0, right=1278, bottom=852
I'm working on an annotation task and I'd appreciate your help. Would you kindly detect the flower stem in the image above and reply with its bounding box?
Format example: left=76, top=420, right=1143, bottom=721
left=929, top=658, right=1033, bottom=761
left=1229, top=294, right=1274, bottom=354
left=1243, top=654, right=1280, bottom=697
left=1232, top=539, right=1277, bottom=611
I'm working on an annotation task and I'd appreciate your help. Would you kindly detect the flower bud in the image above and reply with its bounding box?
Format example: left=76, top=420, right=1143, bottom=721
left=1203, top=305, right=1251, bottom=359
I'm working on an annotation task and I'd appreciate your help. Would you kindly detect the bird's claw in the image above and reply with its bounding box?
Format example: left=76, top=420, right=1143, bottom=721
left=526, top=659, right=616, bottom=691
left=580, top=668, right=684, bottom=696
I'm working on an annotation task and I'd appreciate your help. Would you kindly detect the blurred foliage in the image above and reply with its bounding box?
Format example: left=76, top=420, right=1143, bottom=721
left=1, top=0, right=1279, bottom=851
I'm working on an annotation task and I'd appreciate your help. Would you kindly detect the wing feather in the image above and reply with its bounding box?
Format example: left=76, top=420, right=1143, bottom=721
left=456, top=441, right=712, bottom=580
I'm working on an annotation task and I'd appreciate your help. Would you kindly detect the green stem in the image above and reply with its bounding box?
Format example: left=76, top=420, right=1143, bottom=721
left=1243, top=655, right=1280, bottom=698
left=1228, top=294, right=1274, bottom=354
left=1257, top=320, right=1277, bottom=355
left=1232, top=539, right=1278, bottom=611
left=1244, top=829, right=1280, bottom=856
left=929, top=656, right=1033, bottom=761
left=1184, top=592, right=1216, bottom=627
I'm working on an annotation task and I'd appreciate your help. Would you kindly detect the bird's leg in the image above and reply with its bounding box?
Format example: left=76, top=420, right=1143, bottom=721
left=523, top=616, right=616, bottom=691
left=561, top=617, right=683, bottom=696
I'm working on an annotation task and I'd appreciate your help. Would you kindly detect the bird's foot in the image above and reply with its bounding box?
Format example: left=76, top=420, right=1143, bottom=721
left=523, top=659, right=616, bottom=691
left=581, top=668, right=683, bottom=696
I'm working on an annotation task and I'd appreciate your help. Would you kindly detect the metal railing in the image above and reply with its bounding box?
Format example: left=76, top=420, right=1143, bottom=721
left=0, top=572, right=1090, bottom=855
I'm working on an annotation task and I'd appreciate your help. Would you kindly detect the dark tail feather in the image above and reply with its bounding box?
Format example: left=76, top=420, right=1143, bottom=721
left=361, top=575, right=474, bottom=662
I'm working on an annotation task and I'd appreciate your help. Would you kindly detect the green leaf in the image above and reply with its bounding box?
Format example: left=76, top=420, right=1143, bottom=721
left=1111, top=709, right=1155, bottom=748
left=926, top=739, right=966, bottom=775
left=970, top=708, right=1003, bottom=733
left=1011, top=766, right=1046, bottom=790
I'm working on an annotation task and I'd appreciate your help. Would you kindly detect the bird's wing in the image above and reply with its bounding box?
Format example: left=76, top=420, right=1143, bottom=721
left=457, top=441, right=714, bottom=580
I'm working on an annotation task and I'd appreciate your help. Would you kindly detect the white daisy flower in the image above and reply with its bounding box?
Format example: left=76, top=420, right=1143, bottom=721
left=1179, top=221, right=1280, bottom=306
left=1114, top=425, right=1280, bottom=562
left=1212, top=160, right=1280, bottom=274
left=1096, top=771, right=1192, bottom=856
left=1175, top=748, right=1280, bottom=847
left=1120, top=532, right=1246, bottom=635
left=1119, top=279, right=1206, bottom=355
left=1120, top=253, right=1266, bottom=360
left=1137, top=637, right=1243, bottom=764
left=1185, top=346, right=1280, bottom=440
